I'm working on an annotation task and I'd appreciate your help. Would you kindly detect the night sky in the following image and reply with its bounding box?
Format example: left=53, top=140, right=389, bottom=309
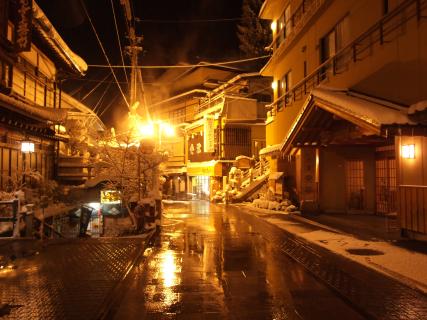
left=36, top=0, right=244, bottom=128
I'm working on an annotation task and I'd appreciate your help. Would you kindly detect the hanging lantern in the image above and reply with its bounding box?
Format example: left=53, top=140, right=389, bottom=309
left=21, top=141, right=35, bottom=153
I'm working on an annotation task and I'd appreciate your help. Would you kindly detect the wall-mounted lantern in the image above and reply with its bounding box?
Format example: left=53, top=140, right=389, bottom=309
left=401, top=144, right=415, bottom=159
left=271, top=21, right=277, bottom=32
left=21, top=141, right=34, bottom=153
left=271, top=81, right=277, bottom=90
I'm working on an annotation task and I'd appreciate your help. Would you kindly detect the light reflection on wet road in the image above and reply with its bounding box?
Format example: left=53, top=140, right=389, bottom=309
left=114, top=201, right=364, bottom=319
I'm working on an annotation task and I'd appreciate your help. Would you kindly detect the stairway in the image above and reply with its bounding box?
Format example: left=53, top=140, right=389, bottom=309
left=232, top=159, right=270, bottom=202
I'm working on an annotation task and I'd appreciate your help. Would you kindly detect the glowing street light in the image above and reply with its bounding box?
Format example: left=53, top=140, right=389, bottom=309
left=138, top=123, right=155, bottom=138
left=21, top=141, right=35, bottom=153
left=159, top=122, right=175, bottom=137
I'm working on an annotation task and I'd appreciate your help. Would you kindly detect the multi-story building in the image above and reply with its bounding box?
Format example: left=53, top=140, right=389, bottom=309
left=147, top=64, right=244, bottom=199
left=185, top=73, right=271, bottom=200
left=259, top=0, right=427, bottom=239
left=0, top=0, right=88, bottom=190
left=148, top=65, right=272, bottom=200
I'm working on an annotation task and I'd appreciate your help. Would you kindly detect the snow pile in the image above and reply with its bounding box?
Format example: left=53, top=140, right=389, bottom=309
left=252, top=199, right=297, bottom=213
left=408, top=100, right=427, bottom=115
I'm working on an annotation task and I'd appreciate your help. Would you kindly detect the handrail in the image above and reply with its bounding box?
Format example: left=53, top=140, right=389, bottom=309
left=267, top=0, right=427, bottom=113
left=268, top=0, right=327, bottom=52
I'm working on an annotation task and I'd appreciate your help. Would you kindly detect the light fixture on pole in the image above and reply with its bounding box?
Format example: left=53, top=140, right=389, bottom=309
left=21, top=140, right=34, bottom=182
left=21, top=141, right=35, bottom=153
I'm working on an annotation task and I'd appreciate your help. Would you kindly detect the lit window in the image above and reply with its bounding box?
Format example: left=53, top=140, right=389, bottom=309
left=401, top=144, right=415, bottom=159
left=7, top=21, right=14, bottom=42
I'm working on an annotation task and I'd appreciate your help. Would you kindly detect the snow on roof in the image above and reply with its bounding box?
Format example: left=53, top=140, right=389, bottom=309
left=259, top=143, right=282, bottom=155
left=235, top=155, right=252, bottom=161
left=33, top=2, right=88, bottom=75
left=0, top=92, right=67, bottom=123
left=312, top=87, right=412, bottom=129
left=408, top=100, right=427, bottom=115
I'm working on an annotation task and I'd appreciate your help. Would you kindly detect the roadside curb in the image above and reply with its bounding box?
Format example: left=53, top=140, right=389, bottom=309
left=237, top=203, right=345, bottom=235
left=238, top=203, right=427, bottom=294
left=231, top=204, right=427, bottom=319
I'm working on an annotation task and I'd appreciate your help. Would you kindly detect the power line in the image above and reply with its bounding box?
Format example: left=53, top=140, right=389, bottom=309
left=93, top=81, right=113, bottom=115
left=63, top=77, right=173, bottom=85
left=87, top=55, right=271, bottom=69
left=99, top=94, right=120, bottom=117
left=136, top=17, right=249, bottom=23
left=110, top=0, right=129, bottom=84
left=81, top=1, right=130, bottom=109
left=81, top=72, right=112, bottom=101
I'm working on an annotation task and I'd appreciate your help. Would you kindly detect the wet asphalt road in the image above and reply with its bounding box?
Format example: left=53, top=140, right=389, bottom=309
left=113, top=201, right=365, bottom=320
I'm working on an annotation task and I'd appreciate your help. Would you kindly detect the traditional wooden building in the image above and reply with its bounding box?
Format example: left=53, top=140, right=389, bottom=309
left=259, top=0, right=427, bottom=239
left=147, top=67, right=272, bottom=200
left=185, top=73, right=271, bottom=200
left=0, top=0, right=88, bottom=190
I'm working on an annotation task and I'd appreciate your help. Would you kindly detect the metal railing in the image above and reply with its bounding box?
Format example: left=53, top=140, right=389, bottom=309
left=269, top=0, right=327, bottom=52
left=268, top=0, right=427, bottom=114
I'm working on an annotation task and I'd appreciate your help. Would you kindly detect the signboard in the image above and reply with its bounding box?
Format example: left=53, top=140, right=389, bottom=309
left=100, top=190, right=121, bottom=204
left=15, top=0, right=32, bottom=52
left=187, top=162, right=222, bottom=177
left=188, top=130, right=215, bottom=162
left=301, top=148, right=317, bottom=201
left=204, top=116, right=215, bottom=153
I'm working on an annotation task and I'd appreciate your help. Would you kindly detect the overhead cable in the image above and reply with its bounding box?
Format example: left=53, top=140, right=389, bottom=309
left=81, top=72, right=111, bottom=101
left=136, top=17, right=249, bottom=23
left=87, top=55, right=271, bottom=69
left=99, top=94, right=120, bottom=117
left=110, top=0, right=129, bottom=84
left=93, top=81, right=113, bottom=115
left=81, top=1, right=130, bottom=109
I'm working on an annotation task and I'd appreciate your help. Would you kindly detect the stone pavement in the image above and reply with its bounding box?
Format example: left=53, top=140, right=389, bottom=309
left=235, top=204, right=427, bottom=319
left=0, top=237, right=149, bottom=319
left=112, top=201, right=365, bottom=320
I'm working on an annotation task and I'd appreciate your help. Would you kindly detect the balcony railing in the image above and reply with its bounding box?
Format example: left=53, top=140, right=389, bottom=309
left=268, top=0, right=427, bottom=114
left=269, top=0, right=327, bottom=53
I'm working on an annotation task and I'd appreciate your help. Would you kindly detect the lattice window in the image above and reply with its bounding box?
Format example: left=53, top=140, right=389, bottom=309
left=345, top=160, right=365, bottom=210
left=376, top=158, right=397, bottom=215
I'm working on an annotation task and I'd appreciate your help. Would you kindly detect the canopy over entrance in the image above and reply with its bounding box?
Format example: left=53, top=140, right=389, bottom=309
left=281, top=87, right=415, bottom=154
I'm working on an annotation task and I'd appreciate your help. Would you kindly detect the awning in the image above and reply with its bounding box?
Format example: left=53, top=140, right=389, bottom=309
left=311, top=88, right=411, bottom=131
left=186, top=160, right=230, bottom=177
left=32, top=2, right=88, bottom=75
left=0, top=92, right=67, bottom=123
left=163, top=167, right=187, bottom=175
left=281, top=87, right=413, bottom=154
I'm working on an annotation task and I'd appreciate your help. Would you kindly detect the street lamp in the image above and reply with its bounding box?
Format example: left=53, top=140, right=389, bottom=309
left=137, top=120, right=175, bottom=149
left=21, top=140, right=34, bottom=182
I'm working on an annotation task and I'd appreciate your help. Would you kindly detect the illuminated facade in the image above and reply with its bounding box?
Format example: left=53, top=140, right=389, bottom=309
left=0, top=0, right=94, bottom=189
left=259, top=0, right=427, bottom=239
left=148, top=67, right=272, bottom=200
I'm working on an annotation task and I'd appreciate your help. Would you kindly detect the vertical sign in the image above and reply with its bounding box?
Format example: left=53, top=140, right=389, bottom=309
left=301, top=148, right=317, bottom=201
left=15, top=0, right=32, bottom=52
left=203, top=115, right=215, bottom=153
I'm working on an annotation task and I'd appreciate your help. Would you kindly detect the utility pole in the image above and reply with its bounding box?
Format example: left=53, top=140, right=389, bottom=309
left=120, top=0, right=143, bottom=108
left=120, top=0, right=143, bottom=201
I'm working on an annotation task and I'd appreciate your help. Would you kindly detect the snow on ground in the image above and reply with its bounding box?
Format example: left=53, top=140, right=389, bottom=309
left=162, top=200, right=190, bottom=205
left=239, top=204, right=427, bottom=294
